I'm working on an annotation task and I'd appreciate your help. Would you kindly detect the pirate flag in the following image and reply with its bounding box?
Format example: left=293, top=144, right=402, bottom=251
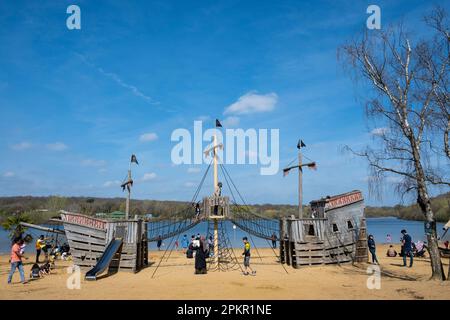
left=215, top=119, right=223, bottom=128
left=131, top=154, right=139, bottom=165
left=297, top=139, right=306, bottom=149
left=307, top=162, right=317, bottom=170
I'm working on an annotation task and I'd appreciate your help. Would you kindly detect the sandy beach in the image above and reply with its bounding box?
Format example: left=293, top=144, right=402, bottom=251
left=1, top=244, right=449, bottom=300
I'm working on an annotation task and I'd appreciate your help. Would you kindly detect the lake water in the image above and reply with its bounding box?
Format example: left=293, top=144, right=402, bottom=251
left=0, top=217, right=448, bottom=254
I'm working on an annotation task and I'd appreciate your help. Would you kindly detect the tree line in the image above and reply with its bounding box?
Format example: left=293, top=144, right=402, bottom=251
left=0, top=193, right=448, bottom=226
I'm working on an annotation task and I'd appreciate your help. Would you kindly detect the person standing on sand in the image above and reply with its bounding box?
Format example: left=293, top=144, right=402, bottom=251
left=208, top=235, right=213, bottom=256
left=271, top=233, right=277, bottom=249
left=367, top=235, right=379, bottom=265
left=181, top=235, right=189, bottom=251
left=35, top=235, right=48, bottom=263
left=8, top=238, right=28, bottom=284
left=242, top=237, right=256, bottom=275
left=194, top=236, right=208, bottom=274
left=157, top=235, right=162, bottom=251
left=401, top=229, right=413, bottom=267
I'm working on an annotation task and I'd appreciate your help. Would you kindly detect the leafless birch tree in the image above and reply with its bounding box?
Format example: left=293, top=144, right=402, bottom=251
left=338, top=6, right=449, bottom=280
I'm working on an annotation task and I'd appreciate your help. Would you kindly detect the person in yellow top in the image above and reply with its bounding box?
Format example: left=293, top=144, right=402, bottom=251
left=35, top=235, right=48, bottom=263
left=242, top=237, right=256, bottom=276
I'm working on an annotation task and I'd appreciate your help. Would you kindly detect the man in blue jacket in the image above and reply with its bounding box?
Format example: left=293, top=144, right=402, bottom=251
left=181, top=234, right=189, bottom=251
left=401, top=229, right=413, bottom=267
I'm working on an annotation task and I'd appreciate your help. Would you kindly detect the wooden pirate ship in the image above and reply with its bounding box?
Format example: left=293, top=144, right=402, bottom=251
left=59, top=155, right=148, bottom=275
left=280, top=190, right=368, bottom=267
left=60, top=211, right=148, bottom=273
left=280, top=141, right=368, bottom=268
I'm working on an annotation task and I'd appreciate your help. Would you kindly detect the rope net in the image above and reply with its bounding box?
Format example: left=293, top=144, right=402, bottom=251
left=147, top=159, right=279, bottom=246
left=206, top=219, right=243, bottom=272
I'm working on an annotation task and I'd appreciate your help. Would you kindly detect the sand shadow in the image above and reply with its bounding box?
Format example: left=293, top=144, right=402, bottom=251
left=390, top=263, right=407, bottom=267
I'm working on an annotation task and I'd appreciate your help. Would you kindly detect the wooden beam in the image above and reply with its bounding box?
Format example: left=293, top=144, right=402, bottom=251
left=19, top=222, right=65, bottom=235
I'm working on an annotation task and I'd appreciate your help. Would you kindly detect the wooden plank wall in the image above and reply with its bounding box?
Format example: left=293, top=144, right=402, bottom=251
left=106, top=220, right=148, bottom=272
left=65, top=219, right=148, bottom=273
left=354, top=217, right=368, bottom=263
left=285, top=218, right=359, bottom=268
left=64, top=222, right=107, bottom=269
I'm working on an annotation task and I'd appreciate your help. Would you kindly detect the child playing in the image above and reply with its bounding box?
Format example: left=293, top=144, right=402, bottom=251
left=30, top=263, right=41, bottom=279
left=242, top=237, right=256, bottom=276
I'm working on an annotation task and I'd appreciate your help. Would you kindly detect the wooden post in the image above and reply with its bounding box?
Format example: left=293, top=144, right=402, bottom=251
left=212, top=134, right=220, bottom=269
left=213, top=134, right=218, bottom=194
left=125, top=169, right=131, bottom=220
left=355, top=217, right=368, bottom=263
left=298, top=151, right=303, bottom=219
left=214, top=218, right=219, bottom=269
left=279, top=218, right=285, bottom=264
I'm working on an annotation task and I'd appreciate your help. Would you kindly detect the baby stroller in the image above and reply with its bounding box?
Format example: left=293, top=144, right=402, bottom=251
left=414, top=241, right=426, bottom=257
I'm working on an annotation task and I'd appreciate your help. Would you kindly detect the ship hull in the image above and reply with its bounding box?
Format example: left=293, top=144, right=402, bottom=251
left=280, top=190, right=368, bottom=267
left=61, top=212, right=148, bottom=272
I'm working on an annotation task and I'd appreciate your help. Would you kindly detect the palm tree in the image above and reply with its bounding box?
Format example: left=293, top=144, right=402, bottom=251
left=1, top=212, right=32, bottom=242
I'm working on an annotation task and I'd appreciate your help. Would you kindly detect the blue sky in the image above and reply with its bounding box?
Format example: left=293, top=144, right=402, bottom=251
left=0, top=0, right=448, bottom=206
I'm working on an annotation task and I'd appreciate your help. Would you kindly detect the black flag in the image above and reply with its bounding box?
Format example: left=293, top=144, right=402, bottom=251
left=131, top=154, right=139, bottom=165
left=297, top=139, right=306, bottom=149
left=215, top=119, right=223, bottom=128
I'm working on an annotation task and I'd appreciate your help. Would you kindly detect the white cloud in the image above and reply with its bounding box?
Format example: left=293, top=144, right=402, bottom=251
left=98, top=168, right=107, bottom=173
left=139, top=132, right=158, bottom=142
left=141, top=172, right=157, bottom=181
left=98, top=67, right=159, bottom=105
left=3, top=171, right=15, bottom=177
left=187, top=167, right=201, bottom=173
left=103, top=180, right=121, bottom=187
left=77, top=53, right=159, bottom=106
left=222, top=116, right=240, bottom=127
left=11, top=142, right=32, bottom=151
left=46, top=142, right=68, bottom=151
left=224, top=91, right=278, bottom=115
left=81, top=159, right=107, bottom=167
left=371, top=127, right=388, bottom=136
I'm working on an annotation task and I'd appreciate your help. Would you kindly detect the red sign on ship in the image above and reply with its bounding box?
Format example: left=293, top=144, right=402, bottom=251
left=61, top=213, right=107, bottom=230
left=325, top=191, right=363, bottom=210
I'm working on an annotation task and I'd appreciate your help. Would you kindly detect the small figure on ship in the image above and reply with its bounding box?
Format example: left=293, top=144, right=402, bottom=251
left=193, top=202, right=201, bottom=220
left=213, top=182, right=223, bottom=216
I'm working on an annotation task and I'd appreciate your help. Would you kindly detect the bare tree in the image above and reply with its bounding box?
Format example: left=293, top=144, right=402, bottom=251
left=422, top=7, right=450, bottom=161
left=338, top=7, right=450, bottom=280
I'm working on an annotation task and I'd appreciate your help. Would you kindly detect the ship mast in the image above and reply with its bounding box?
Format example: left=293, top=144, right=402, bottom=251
left=283, top=140, right=316, bottom=219
left=203, top=120, right=224, bottom=269
left=298, top=147, right=303, bottom=218
left=213, top=133, right=219, bottom=195
left=126, top=164, right=131, bottom=219
left=121, top=154, right=138, bottom=219
left=213, top=132, right=219, bottom=268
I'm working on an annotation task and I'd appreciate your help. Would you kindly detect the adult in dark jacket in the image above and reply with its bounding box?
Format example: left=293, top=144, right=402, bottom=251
left=194, top=237, right=208, bottom=274
left=401, top=229, right=413, bottom=267
left=367, top=235, right=379, bottom=265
